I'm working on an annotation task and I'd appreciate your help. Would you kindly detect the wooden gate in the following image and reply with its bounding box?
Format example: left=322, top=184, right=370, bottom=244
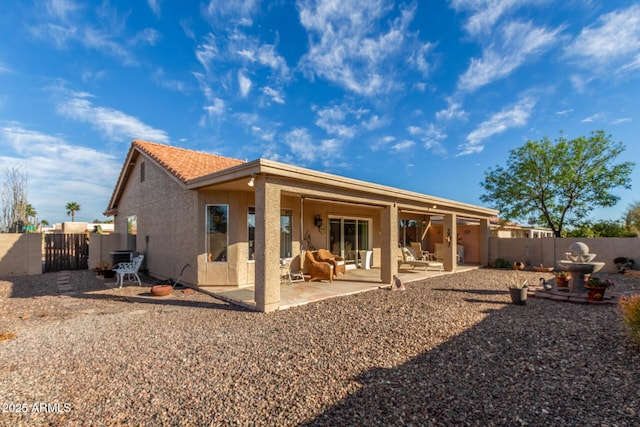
left=44, top=234, right=89, bottom=272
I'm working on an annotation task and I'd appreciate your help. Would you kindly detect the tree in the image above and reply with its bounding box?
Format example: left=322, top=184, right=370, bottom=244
left=0, top=165, right=28, bottom=233
left=25, top=204, right=36, bottom=224
left=565, top=220, right=636, bottom=238
left=625, top=201, right=640, bottom=236
left=66, top=202, right=81, bottom=222
left=480, top=130, right=635, bottom=237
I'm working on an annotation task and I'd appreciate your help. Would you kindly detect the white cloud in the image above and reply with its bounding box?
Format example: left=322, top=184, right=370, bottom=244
left=436, top=99, right=467, bottom=121
left=371, top=135, right=395, bottom=151
left=284, top=128, right=316, bottom=162
left=130, top=28, right=160, bottom=46
left=564, top=4, right=640, bottom=77
left=298, top=0, right=419, bottom=96
left=56, top=92, right=169, bottom=143
left=238, top=71, right=252, bottom=97
left=582, top=113, right=603, bottom=123
left=147, top=0, right=161, bottom=17
left=32, top=1, right=136, bottom=65
left=195, top=33, right=218, bottom=72
left=0, top=124, right=121, bottom=223
left=237, top=43, right=290, bottom=77
left=459, top=96, right=536, bottom=156
left=450, top=0, right=521, bottom=36
left=555, top=108, right=574, bottom=116
left=612, top=117, right=631, bottom=125
left=313, top=103, right=378, bottom=139
left=45, top=0, right=81, bottom=21
left=152, top=68, right=187, bottom=93
left=203, top=0, right=259, bottom=25
left=262, top=87, right=284, bottom=104
left=407, top=123, right=447, bottom=152
left=391, top=139, right=415, bottom=151
left=408, top=42, right=437, bottom=76
left=458, top=20, right=562, bottom=92
left=204, top=98, right=226, bottom=116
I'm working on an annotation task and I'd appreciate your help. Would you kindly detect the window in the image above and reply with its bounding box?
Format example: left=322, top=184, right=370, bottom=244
left=246, top=207, right=292, bottom=259
left=248, top=207, right=255, bottom=260
left=206, top=205, right=228, bottom=262
left=281, top=209, right=292, bottom=258
left=127, top=215, right=137, bottom=251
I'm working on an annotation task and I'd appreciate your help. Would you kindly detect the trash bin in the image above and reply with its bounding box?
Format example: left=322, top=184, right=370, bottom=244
left=110, top=250, right=135, bottom=266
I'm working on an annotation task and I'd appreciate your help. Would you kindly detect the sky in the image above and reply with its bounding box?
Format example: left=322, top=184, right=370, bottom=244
left=1, top=0, right=639, bottom=226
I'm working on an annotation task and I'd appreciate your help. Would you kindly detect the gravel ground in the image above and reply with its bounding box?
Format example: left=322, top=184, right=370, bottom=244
left=1, top=269, right=639, bottom=426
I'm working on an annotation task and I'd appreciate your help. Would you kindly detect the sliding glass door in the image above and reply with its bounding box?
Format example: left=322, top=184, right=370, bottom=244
left=329, top=217, right=370, bottom=266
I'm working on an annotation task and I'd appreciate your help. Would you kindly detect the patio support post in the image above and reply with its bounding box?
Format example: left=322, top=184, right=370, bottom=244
left=380, top=203, right=398, bottom=284
left=254, top=176, right=281, bottom=312
left=479, top=218, right=490, bottom=266
left=443, top=213, right=457, bottom=272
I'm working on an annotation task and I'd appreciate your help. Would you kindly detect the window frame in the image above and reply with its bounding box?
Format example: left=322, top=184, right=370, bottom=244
left=206, top=204, right=229, bottom=263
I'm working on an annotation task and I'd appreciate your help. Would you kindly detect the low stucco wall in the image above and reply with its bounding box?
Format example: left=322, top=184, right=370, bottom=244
left=0, top=233, right=42, bottom=277
left=88, top=233, right=123, bottom=269
left=489, top=237, right=640, bottom=273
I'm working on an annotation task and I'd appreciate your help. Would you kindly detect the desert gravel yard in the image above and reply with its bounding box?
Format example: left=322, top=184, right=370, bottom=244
left=1, top=269, right=639, bottom=426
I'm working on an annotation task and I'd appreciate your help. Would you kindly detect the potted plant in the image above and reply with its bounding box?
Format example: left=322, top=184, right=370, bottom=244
left=614, top=257, right=635, bottom=273
left=95, top=260, right=112, bottom=277
left=555, top=271, right=570, bottom=288
left=584, top=276, right=614, bottom=301
left=507, top=273, right=528, bottom=305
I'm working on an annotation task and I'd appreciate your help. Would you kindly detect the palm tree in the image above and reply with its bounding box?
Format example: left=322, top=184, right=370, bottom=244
left=66, top=202, right=81, bottom=222
left=625, top=201, right=640, bottom=236
left=25, top=203, right=36, bottom=225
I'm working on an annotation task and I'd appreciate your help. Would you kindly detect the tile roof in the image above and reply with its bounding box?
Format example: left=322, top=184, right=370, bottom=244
left=133, top=140, right=246, bottom=183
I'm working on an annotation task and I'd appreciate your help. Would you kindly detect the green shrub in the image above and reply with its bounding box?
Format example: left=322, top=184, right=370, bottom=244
left=494, top=258, right=512, bottom=269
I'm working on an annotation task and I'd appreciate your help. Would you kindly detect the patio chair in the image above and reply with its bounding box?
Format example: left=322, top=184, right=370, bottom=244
left=114, top=255, right=145, bottom=288
left=409, top=242, right=432, bottom=260
left=305, top=251, right=334, bottom=282
left=315, top=248, right=346, bottom=277
left=398, top=247, right=443, bottom=271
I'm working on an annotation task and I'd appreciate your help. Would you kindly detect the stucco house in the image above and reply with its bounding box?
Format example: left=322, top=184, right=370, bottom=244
left=105, top=140, right=498, bottom=312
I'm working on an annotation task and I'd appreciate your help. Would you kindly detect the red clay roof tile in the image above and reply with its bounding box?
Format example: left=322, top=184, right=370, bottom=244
left=133, top=140, right=245, bottom=183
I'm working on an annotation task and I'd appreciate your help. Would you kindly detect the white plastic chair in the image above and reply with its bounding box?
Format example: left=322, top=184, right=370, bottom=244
left=114, top=255, right=144, bottom=288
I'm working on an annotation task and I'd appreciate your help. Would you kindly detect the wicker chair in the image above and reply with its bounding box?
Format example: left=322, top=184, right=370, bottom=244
left=305, top=251, right=334, bottom=282
left=315, top=248, right=346, bottom=277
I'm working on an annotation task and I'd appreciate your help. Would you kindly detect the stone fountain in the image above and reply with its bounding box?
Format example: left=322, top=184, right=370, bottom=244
left=556, top=242, right=605, bottom=293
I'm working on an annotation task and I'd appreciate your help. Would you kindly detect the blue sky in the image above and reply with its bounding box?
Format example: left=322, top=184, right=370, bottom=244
left=1, top=0, right=639, bottom=226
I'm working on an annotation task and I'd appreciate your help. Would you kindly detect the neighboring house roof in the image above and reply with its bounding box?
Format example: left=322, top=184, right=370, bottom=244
left=133, top=140, right=245, bottom=183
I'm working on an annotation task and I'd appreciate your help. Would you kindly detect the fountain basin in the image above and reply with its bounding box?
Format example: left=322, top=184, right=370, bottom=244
left=557, top=260, right=605, bottom=292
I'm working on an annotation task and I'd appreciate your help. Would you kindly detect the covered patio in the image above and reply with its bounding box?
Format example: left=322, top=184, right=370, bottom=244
left=205, top=264, right=481, bottom=310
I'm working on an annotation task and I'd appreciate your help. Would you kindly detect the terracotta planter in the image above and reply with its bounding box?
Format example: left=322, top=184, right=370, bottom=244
left=151, top=284, right=173, bottom=297
left=586, top=286, right=606, bottom=302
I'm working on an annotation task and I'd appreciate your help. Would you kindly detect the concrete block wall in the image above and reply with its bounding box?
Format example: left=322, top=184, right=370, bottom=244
left=0, top=233, right=42, bottom=277
left=489, top=237, right=640, bottom=273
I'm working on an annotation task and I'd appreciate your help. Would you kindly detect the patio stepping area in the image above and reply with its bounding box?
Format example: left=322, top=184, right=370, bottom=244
left=527, top=282, right=621, bottom=305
